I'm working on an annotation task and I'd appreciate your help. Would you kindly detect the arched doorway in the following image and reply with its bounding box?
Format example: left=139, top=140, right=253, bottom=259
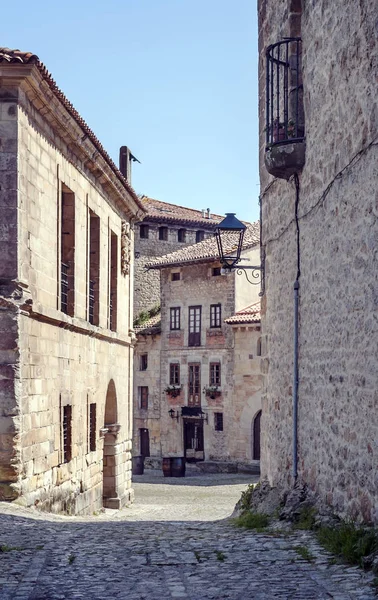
left=103, top=380, right=118, bottom=507
left=252, top=410, right=262, bottom=460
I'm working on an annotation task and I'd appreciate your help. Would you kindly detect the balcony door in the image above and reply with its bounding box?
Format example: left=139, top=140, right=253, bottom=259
left=188, top=306, right=201, bottom=346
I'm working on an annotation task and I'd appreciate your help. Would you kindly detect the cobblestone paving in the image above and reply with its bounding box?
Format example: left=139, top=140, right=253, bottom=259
left=0, top=472, right=375, bottom=600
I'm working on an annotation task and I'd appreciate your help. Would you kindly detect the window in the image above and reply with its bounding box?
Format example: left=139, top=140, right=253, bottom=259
left=62, top=404, right=72, bottom=463
left=188, top=364, right=201, bottom=406
left=89, top=403, right=96, bottom=452
left=178, top=228, right=186, bottom=243
left=170, top=363, right=180, bottom=385
left=212, top=267, right=221, bottom=277
left=159, top=226, right=168, bottom=241
left=170, top=307, right=181, bottom=330
left=214, top=412, right=223, bottom=431
left=109, top=231, right=118, bottom=331
left=140, top=386, right=148, bottom=410
left=210, top=363, right=221, bottom=386
left=140, top=224, right=149, bottom=239
left=188, top=306, right=201, bottom=346
left=88, top=210, right=100, bottom=325
left=210, top=304, right=221, bottom=328
left=256, top=337, right=262, bottom=357
left=171, top=272, right=181, bottom=281
left=60, top=184, right=75, bottom=316
left=140, top=354, right=148, bottom=371
left=196, top=230, right=204, bottom=243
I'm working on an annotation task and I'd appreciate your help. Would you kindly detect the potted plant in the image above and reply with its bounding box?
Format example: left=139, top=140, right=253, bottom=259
left=203, top=385, right=221, bottom=400
left=164, top=384, right=182, bottom=398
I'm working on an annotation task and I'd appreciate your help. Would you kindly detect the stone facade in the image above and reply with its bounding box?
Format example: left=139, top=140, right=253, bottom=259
left=133, top=238, right=262, bottom=466
left=0, top=50, right=145, bottom=513
left=134, top=200, right=221, bottom=316
left=258, top=2, right=378, bottom=522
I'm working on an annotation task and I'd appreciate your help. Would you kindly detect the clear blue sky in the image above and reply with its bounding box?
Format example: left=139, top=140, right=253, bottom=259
left=2, top=0, right=259, bottom=222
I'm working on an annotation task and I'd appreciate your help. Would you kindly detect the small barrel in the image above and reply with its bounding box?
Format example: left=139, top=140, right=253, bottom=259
left=162, top=457, right=172, bottom=477
left=132, top=456, right=144, bottom=475
left=171, top=457, right=186, bottom=477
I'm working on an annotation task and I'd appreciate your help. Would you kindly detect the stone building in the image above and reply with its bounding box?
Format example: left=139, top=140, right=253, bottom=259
left=258, top=2, right=378, bottom=522
left=0, top=48, right=145, bottom=513
left=133, top=228, right=262, bottom=468
left=133, top=198, right=222, bottom=316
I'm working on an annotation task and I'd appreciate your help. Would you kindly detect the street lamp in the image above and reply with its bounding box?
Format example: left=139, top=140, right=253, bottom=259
left=168, top=409, right=180, bottom=421
left=214, top=213, right=263, bottom=288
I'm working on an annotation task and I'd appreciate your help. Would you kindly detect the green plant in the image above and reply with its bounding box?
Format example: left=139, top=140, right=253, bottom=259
left=164, top=384, right=182, bottom=398
left=294, top=545, right=315, bottom=562
left=294, top=505, right=317, bottom=530
left=133, top=304, right=160, bottom=328
left=215, top=550, right=226, bottom=562
left=317, top=521, right=378, bottom=568
left=239, top=483, right=256, bottom=512
left=0, top=544, right=25, bottom=552
left=68, top=553, right=76, bottom=564
left=233, top=511, right=270, bottom=531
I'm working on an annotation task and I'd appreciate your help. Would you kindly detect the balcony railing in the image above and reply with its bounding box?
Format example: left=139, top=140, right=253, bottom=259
left=89, top=280, right=95, bottom=324
left=265, top=38, right=304, bottom=148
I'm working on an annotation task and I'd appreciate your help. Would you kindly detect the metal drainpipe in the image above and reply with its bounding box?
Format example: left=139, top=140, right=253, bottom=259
left=293, top=173, right=301, bottom=482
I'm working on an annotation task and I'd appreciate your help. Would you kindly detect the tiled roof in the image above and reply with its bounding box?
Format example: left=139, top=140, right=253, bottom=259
left=139, top=196, right=224, bottom=227
left=134, top=313, right=161, bottom=335
left=0, top=48, right=144, bottom=212
left=224, top=302, right=261, bottom=324
left=146, top=222, right=260, bottom=269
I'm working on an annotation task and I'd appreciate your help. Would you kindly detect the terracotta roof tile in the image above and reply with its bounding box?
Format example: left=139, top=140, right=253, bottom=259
left=139, top=196, right=224, bottom=227
left=146, top=222, right=260, bottom=269
left=224, top=302, right=261, bottom=324
left=0, top=48, right=145, bottom=212
left=134, top=313, right=161, bottom=335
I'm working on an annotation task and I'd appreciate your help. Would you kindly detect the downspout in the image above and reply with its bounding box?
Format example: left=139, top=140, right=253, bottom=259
left=293, top=173, right=301, bottom=482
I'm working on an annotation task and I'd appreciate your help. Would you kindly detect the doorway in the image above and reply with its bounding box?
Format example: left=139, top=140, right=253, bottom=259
left=140, top=428, right=150, bottom=457
left=103, top=380, right=117, bottom=505
left=184, top=419, right=204, bottom=462
left=253, top=410, right=262, bottom=460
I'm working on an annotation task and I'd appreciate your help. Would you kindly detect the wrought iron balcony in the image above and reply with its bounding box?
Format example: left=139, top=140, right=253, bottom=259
left=89, top=280, right=95, bottom=324
left=265, top=38, right=305, bottom=179
left=61, top=262, right=69, bottom=314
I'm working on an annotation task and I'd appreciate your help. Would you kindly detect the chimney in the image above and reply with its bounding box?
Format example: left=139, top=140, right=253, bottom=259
left=119, top=147, right=141, bottom=185
left=201, top=209, right=206, bottom=218
left=119, top=146, right=132, bottom=183
left=206, top=208, right=211, bottom=219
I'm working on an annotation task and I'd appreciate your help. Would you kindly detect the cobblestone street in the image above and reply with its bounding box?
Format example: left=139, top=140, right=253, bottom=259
left=0, top=472, right=375, bottom=600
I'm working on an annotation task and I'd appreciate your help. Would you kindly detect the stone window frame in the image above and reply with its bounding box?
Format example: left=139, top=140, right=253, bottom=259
left=59, top=396, right=73, bottom=464
left=214, top=412, right=223, bottom=431
left=170, top=307, right=181, bottom=330
left=256, top=337, right=262, bottom=356
left=196, top=230, right=205, bottom=243
left=60, top=183, right=76, bottom=317
left=109, top=230, right=118, bottom=332
left=171, top=272, right=181, bottom=282
left=210, top=303, right=222, bottom=328
left=169, top=363, right=180, bottom=386
left=178, top=228, right=186, bottom=243
left=209, top=362, right=221, bottom=386
left=159, top=226, right=168, bottom=241
left=140, top=353, right=148, bottom=371
left=139, top=386, right=149, bottom=410
left=212, top=267, right=221, bottom=277
left=140, top=224, right=149, bottom=239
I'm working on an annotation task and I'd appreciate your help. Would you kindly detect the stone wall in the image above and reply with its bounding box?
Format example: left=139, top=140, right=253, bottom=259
left=134, top=223, right=213, bottom=317
left=259, top=0, right=378, bottom=523
left=0, top=77, right=136, bottom=513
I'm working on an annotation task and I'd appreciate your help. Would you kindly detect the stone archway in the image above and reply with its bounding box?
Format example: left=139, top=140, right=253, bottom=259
left=252, top=410, right=262, bottom=461
left=103, top=379, right=120, bottom=508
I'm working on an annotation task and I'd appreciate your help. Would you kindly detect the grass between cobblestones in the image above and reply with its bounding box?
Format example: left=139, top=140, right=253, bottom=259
left=232, top=511, right=270, bottom=531
left=316, top=522, right=378, bottom=569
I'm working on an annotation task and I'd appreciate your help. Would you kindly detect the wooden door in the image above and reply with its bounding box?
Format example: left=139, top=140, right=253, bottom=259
left=184, top=420, right=204, bottom=462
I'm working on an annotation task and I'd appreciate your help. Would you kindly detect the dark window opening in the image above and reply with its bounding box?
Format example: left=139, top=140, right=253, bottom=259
left=140, top=428, right=150, bottom=457
left=140, top=224, right=149, bottom=239
left=196, top=230, right=204, bottom=243
left=178, top=228, right=186, bottom=243
left=62, top=404, right=72, bottom=463
left=210, top=304, right=221, bottom=328
left=140, top=386, right=148, bottom=410
left=109, top=231, right=118, bottom=331
left=210, top=363, right=221, bottom=386
left=159, top=226, right=168, bottom=241
left=256, top=337, right=262, bottom=357
left=89, top=211, right=100, bottom=325
left=170, top=363, right=180, bottom=386
left=171, top=272, right=181, bottom=281
left=214, top=412, right=223, bottom=431
left=188, top=306, right=201, bottom=346
left=188, top=364, right=201, bottom=406
left=170, top=307, right=181, bottom=330
left=61, top=185, right=75, bottom=316
left=212, top=267, right=221, bottom=276
left=89, top=403, right=96, bottom=452
left=140, top=354, right=148, bottom=371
